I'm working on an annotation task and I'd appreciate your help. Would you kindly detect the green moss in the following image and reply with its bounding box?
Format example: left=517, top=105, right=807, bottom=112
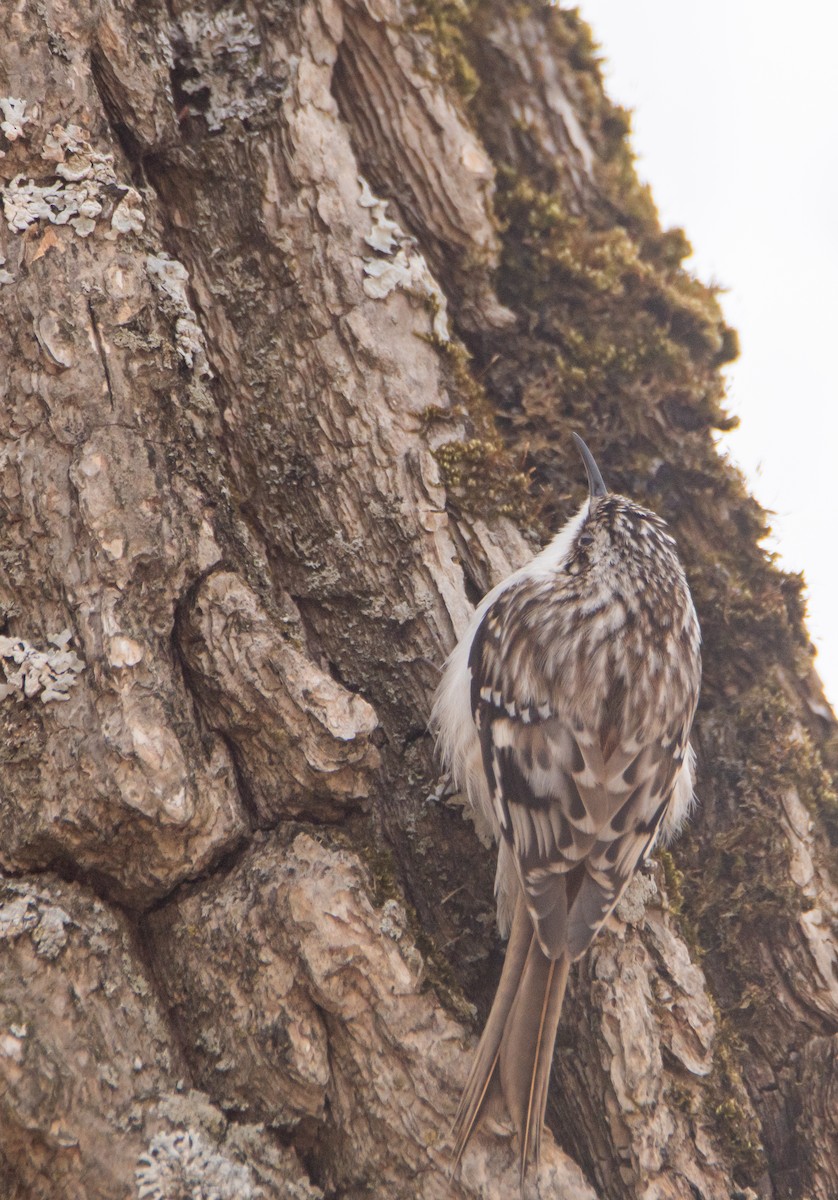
left=656, top=848, right=685, bottom=918
left=433, top=435, right=532, bottom=521
left=360, top=835, right=404, bottom=911
left=439, top=337, right=493, bottom=419
left=484, top=172, right=739, bottom=504
left=664, top=1077, right=699, bottom=1117
left=705, top=1021, right=765, bottom=1184
left=496, top=173, right=730, bottom=378
left=408, top=0, right=481, bottom=101
left=707, top=811, right=800, bottom=927
left=686, top=561, right=812, bottom=702
left=679, top=702, right=804, bottom=974
left=424, top=339, right=540, bottom=526
left=735, top=684, right=838, bottom=839
left=547, top=6, right=604, bottom=74
left=672, top=679, right=838, bottom=1066
left=533, top=7, right=658, bottom=236
left=419, top=403, right=465, bottom=431
left=655, top=846, right=707, bottom=964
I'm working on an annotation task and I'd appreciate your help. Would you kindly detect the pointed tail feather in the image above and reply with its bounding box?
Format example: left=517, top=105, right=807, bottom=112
left=503, top=948, right=569, bottom=1180
left=451, top=893, right=570, bottom=1181
left=451, top=895, right=533, bottom=1169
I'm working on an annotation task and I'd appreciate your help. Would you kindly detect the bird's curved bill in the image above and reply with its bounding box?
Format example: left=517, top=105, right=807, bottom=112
left=572, top=433, right=608, bottom=498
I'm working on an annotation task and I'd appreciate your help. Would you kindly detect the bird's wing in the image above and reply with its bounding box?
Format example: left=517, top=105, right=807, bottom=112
left=470, top=595, right=689, bottom=960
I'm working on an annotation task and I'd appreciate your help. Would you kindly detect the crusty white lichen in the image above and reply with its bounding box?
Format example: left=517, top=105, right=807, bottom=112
left=0, top=255, right=13, bottom=285
left=0, top=886, right=72, bottom=960
left=109, top=188, right=146, bottom=237
left=0, top=894, right=39, bottom=940
left=31, top=904, right=72, bottom=959
left=146, top=253, right=211, bottom=376
left=379, top=898, right=406, bottom=942
left=3, top=174, right=98, bottom=236
left=176, top=10, right=271, bottom=132
left=0, top=629, right=85, bottom=704
left=0, top=1025, right=27, bottom=1065
left=0, top=97, right=30, bottom=142
left=615, top=869, right=658, bottom=926
left=1, top=122, right=146, bottom=239
left=358, top=177, right=450, bottom=343
left=136, top=1129, right=257, bottom=1200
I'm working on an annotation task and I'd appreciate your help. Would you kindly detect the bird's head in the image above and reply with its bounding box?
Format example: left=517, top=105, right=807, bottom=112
left=568, top=434, right=677, bottom=582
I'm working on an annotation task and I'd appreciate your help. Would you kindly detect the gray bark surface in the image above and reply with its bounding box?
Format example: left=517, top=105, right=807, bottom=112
left=0, top=2, right=836, bottom=1198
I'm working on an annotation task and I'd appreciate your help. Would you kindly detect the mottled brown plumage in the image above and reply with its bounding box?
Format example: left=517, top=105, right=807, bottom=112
left=432, top=435, right=701, bottom=1182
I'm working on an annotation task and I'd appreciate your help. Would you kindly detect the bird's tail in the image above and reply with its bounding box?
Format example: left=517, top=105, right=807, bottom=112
left=451, top=893, right=570, bottom=1181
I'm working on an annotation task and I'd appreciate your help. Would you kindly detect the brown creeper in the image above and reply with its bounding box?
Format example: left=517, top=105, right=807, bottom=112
left=432, top=434, right=701, bottom=1180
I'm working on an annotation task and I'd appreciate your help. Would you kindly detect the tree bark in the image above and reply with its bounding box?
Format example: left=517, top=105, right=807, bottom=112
left=0, top=2, right=836, bottom=1198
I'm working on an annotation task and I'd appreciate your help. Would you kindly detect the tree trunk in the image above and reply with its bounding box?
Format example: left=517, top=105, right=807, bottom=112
left=1, top=2, right=836, bottom=1198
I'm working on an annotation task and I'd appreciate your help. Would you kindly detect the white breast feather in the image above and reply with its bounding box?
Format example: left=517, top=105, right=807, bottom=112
left=661, top=744, right=697, bottom=840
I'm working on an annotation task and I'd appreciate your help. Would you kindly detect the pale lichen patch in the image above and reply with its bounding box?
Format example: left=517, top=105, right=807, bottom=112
left=0, top=1027, right=26, bottom=1064
left=0, top=631, right=85, bottom=704
left=0, top=886, right=72, bottom=959
left=108, top=187, right=146, bottom=238
left=0, top=97, right=31, bottom=142
left=109, top=636, right=145, bottom=668
left=176, top=10, right=269, bottom=132
left=0, top=895, right=39, bottom=940
left=3, top=174, right=99, bottom=235
left=1, top=122, right=146, bottom=239
left=358, top=176, right=450, bottom=342
left=31, top=904, right=72, bottom=959
left=136, top=1129, right=256, bottom=1200
left=615, top=870, right=659, bottom=926
left=146, top=252, right=211, bottom=375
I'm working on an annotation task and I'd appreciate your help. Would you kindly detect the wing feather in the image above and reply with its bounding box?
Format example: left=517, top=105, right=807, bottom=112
left=470, top=585, right=695, bottom=962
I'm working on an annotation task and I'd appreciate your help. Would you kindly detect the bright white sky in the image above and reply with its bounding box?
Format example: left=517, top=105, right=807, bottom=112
left=575, top=1, right=838, bottom=707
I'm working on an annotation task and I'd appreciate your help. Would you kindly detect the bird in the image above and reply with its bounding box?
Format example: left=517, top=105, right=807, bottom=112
left=431, top=433, right=701, bottom=1182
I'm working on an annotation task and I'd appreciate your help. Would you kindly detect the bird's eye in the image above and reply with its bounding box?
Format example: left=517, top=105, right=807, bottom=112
left=579, top=534, right=594, bottom=547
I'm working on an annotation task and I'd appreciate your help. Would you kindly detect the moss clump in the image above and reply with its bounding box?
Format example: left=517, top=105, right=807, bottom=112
left=685, top=556, right=812, bottom=705
left=816, top=776, right=838, bottom=845
left=544, top=4, right=603, bottom=76
left=433, top=435, right=532, bottom=521
left=419, top=403, right=465, bottom=431
left=705, top=1021, right=765, bottom=1185
left=358, top=834, right=404, bottom=912
left=468, top=166, right=742, bottom=556
left=656, top=848, right=685, bottom=918
left=679, top=692, right=812, bottom=977
left=697, top=806, right=801, bottom=933
left=496, top=173, right=733, bottom=382
left=535, top=6, right=660, bottom=235
left=675, top=679, right=837, bottom=1054
left=408, top=0, right=481, bottom=101
left=439, top=337, right=495, bottom=422
left=735, top=684, right=838, bottom=841
left=425, top=339, right=540, bottom=527
left=664, top=1077, right=699, bottom=1117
